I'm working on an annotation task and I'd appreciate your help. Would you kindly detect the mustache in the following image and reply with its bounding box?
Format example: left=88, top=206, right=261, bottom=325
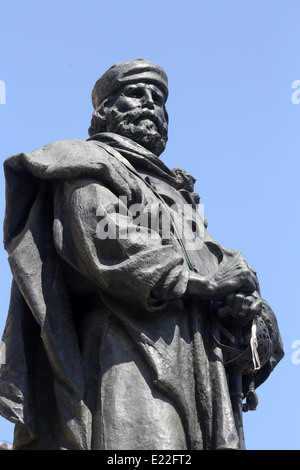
left=113, top=108, right=167, bottom=135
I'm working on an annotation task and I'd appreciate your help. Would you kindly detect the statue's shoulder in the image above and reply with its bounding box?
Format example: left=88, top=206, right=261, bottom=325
left=6, top=138, right=110, bottom=159
left=4, top=138, right=115, bottom=176
left=28, top=138, right=110, bottom=161
left=35, top=138, right=104, bottom=153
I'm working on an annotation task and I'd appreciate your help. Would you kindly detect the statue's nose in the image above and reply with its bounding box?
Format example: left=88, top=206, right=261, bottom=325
left=141, top=90, right=155, bottom=109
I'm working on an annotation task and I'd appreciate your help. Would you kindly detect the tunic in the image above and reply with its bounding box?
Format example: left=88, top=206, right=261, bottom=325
left=0, top=133, right=283, bottom=450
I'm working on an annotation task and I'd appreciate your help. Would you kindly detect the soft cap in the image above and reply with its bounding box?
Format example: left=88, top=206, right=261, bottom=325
left=91, top=58, right=168, bottom=109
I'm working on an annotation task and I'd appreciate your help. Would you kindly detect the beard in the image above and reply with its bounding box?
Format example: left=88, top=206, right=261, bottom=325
left=105, top=108, right=168, bottom=156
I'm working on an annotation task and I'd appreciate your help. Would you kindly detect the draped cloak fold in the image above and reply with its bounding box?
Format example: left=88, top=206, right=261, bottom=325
left=0, top=133, right=284, bottom=450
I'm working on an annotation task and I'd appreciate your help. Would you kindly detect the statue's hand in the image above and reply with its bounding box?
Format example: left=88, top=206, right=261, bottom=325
left=186, top=252, right=259, bottom=301
left=216, top=291, right=263, bottom=326
left=210, top=251, right=259, bottom=299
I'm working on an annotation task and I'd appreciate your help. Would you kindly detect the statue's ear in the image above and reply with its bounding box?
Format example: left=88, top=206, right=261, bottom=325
left=88, top=96, right=116, bottom=136
left=94, top=98, right=110, bottom=119
left=88, top=98, right=110, bottom=136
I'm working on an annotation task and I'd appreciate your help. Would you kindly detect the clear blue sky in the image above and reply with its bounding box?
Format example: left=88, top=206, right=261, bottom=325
left=0, top=0, right=299, bottom=450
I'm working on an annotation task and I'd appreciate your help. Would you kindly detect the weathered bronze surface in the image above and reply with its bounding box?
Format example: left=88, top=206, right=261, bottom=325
left=0, top=59, right=284, bottom=450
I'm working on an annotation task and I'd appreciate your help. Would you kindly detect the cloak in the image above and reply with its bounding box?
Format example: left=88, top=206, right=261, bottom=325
left=0, top=133, right=284, bottom=450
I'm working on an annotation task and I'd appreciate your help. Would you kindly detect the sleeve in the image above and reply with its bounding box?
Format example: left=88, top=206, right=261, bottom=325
left=53, top=178, right=190, bottom=312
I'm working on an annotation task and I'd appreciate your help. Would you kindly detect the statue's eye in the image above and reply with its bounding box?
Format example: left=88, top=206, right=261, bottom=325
left=124, top=88, right=144, bottom=99
left=152, top=92, right=164, bottom=106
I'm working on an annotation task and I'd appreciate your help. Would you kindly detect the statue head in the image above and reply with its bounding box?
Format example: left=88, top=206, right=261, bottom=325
left=88, top=59, right=169, bottom=156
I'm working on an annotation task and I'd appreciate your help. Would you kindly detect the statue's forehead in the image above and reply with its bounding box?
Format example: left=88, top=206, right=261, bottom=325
left=121, top=82, right=165, bottom=93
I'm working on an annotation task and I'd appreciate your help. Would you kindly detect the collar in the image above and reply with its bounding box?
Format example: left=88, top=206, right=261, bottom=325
left=88, top=132, right=197, bottom=194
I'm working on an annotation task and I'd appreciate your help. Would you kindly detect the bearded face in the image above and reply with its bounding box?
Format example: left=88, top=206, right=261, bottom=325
left=90, top=82, right=169, bottom=156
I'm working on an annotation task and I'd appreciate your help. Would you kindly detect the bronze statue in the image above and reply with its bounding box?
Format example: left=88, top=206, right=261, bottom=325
left=0, top=59, right=284, bottom=450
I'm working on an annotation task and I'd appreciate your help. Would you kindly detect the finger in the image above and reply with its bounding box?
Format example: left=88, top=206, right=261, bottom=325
left=223, top=293, right=236, bottom=307
left=241, top=294, right=255, bottom=309
left=247, top=298, right=263, bottom=316
left=239, top=298, right=263, bottom=325
left=249, top=266, right=257, bottom=276
left=249, top=268, right=260, bottom=294
left=244, top=275, right=259, bottom=295
left=217, top=305, right=232, bottom=319
left=254, top=276, right=260, bottom=294
left=231, top=293, right=245, bottom=318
